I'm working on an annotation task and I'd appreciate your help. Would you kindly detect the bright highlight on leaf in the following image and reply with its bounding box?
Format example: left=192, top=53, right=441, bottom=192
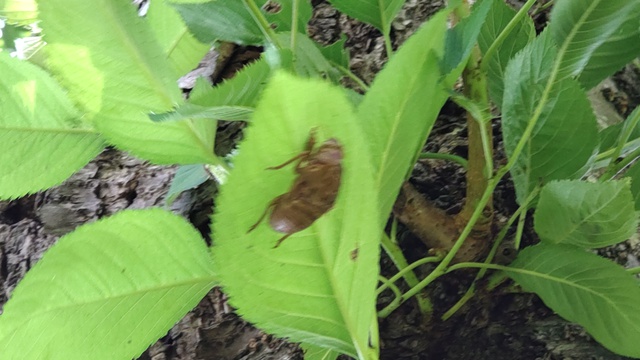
left=507, top=244, right=640, bottom=358
left=212, top=72, right=380, bottom=359
left=534, top=180, right=638, bottom=248
left=37, top=0, right=218, bottom=165
left=0, top=208, right=216, bottom=359
left=0, top=51, right=103, bottom=199
left=146, top=0, right=212, bottom=76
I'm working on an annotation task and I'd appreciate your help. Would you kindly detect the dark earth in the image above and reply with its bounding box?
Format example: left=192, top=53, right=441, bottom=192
left=2, top=1, right=640, bottom=359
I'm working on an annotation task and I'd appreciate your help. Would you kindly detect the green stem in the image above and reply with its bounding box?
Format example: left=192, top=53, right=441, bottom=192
left=376, top=255, right=442, bottom=295
left=627, top=267, right=640, bottom=275
left=383, top=31, right=393, bottom=59
left=602, top=108, right=640, bottom=180
left=513, top=207, right=527, bottom=250
left=609, top=147, right=640, bottom=179
left=380, top=221, right=434, bottom=314
left=445, top=262, right=512, bottom=274
left=481, top=0, right=537, bottom=71
left=377, top=275, right=402, bottom=317
left=441, top=187, right=538, bottom=320
left=242, top=0, right=282, bottom=48
left=290, top=0, right=299, bottom=50
left=334, top=63, right=370, bottom=91
left=419, top=152, right=469, bottom=169
left=532, top=0, right=554, bottom=16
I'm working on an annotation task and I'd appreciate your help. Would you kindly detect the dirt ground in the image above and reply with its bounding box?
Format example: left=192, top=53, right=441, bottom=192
left=2, top=1, right=640, bottom=359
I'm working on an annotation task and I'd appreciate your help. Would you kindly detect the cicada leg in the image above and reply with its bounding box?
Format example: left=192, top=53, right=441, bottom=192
left=266, top=128, right=318, bottom=171
left=273, top=233, right=292, bottom=248
left=247, top=195, right=283, bottom=233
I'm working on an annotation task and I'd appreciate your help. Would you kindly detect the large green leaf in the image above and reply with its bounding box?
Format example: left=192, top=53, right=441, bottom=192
left=172, top=0, right=263, bottom=45
left=146, top=0, right=212, bottom=76
left=501, top=30, right=599, bottom=203
left=327, top=0, right=404, bottom=34
left=356, top=10, right=452, bottom=225
left=624, top=158, right=640, bottom=211
left=477, top=0, right=534, bottom=107
left=507, top=243, right=640, bottom=358
left=0, top=0, right=37, bottom=25
left=441, top=0, right=493, bottom=75
left=302, top=343, right=340, bottom=360
left=550, top=0, right=640, bottom=88
left=212, top=72, right=380, bottom=359
left=534, top=180, right=637, bottom=248
left=37, top=0, right=217, bottom=165
left=578, top=10, right=640, bottom=89
left=0, top=51, right=103, bottom=199
left=189, top=57, right=271, bottom=108
left=152, top=58, right=270, bottom=123
left=0, top=208, right=216, bottom=359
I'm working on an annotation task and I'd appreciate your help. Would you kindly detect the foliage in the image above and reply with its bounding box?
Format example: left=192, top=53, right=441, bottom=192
left=0, top=0, right=640, bottom=359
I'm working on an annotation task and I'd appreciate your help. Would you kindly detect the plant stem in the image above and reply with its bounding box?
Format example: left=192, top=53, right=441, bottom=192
left=334, top=63, right=370, bottom=91
left=290, top=0, right=299, bottom=50
left=383, top=32, right=393, bottom=59
left=481, top=0, right=537, bottom=71
left=445, top=262, right=511, bottom=273
left=458, top=43, right=494, bottom=236
left=242, top=0, right=282, bottom=49
left=513, top=208, right=527, bottom=250
left=627, top=267, right=640, bottom=275
left=376, top=255, right=442, bottom=295
left=441, top=187, right=538, bottom=319
left=380, top=221, right=434, bottom=315
left=602, top=108, right=640, bottom=180
left=609, top=147, right=640, bottom=178
left=419, top=152, right=468, bottom=169
left=377, top=275, right=402, bottom=317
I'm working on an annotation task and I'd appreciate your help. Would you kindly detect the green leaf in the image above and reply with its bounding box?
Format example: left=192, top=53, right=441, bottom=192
left=264, top=0, right=312, bottom=35
left=327, top=0, right=404, bottom=33
left=506, top=243, right=640, bottom=358
left=0, top=51, right=104, bottom=199
left=623, top=159, right=640, bottom=211
left=189, top=57, right=271, bottom=108
left=477, top=0, right=534, bottom=107
left=165, top=164, right=211, bottom=205
left=577, top=9, right=640, bottom=89
left=317, top=34, right=350, bottom=71
left=38, top=0, right=218, bottom=165
left=356, top=10, right=452, bottom=225
left=150, top=104, right=253, bottom=122
left=441, top=0, right=493, bottom=75
left=0, top=208, right=216, bottom=359
left=302, top=342, right=340, bottom=360
left=502, top=30, right=599, bottom=203
left=146, top=0, right=212, bottom=76
left=212, top=72, right=380, bottom=359
left=172, top=0, right=263, bottom=45
left=0, top=0, right=37, bottom=25
left=550, top=0, right=640, bottom=87
left=153, top=57, right=269, bottom=123
left=534, top=180, right=638, bottom=248
left=275, top=32, right=340, bottom=80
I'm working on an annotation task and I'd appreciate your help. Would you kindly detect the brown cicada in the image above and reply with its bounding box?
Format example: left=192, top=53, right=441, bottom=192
left=248, top=129, right=343, bottom=248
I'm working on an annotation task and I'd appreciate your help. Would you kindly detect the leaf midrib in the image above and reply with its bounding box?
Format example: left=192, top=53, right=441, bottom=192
left=507, top=265, right=640, bottom=330
left=100, top=1, right=215, bottom=162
